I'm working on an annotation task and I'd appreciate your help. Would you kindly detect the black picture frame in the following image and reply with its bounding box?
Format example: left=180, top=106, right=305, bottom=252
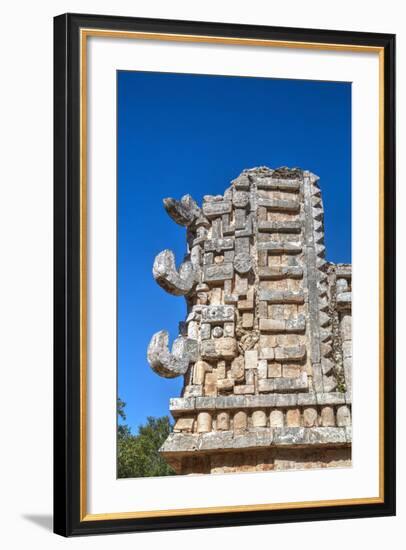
left=54, top=12, right=396, bottom=537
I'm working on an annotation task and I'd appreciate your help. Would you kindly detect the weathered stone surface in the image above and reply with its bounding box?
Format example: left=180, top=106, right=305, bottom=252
left=201, top=337, right=237, bottom=359
left=183, top=385, right=203, bottom=398
left=204, top=238, right=234, bottom=253
left=252, top=410, right=267, bottom=427
left=286, top=408, right=301, bottom=427
left=174, top=418, right=195, bottom=432
left=316, top=392, right=346, bottom=405
left=148, top=167, right=352, bottom=474
left=153, top=249, right=197, bottom=296
left=259, top=290, right=305, bottom=304
left=163, top=194, right=201, bottom=226
left=270, top=410, right=284, bottom=428
left=274, top=345, right=306, bottom=362
left=244, top=349, right=258, bottom=369
left=257, top=241, right=302, bottom=254
left=257, top=219, right=301, bottom=233
left=217, top=379, right=234, bottom=392
left=336, top=405, right=351, bottom=427
left=234, top=411, right=248, bottom=431
left=303, top=407, right=318, bottom=427
left=202, top=200, right=232, bottom=218
left=321, top=406, right=335, bottom=427
left=234, top=384, right=255, bottom=395
left=216, top=411, right=230, bottom=430
left=259, top=315, right=306, bottom=333
left=257, top=197, right=300, bottom=213
left=337, top=291, right=352, bottom=310
left=203, top=263, right=234, bottom=282
left=197, top=412, right=212, bottom=433
left=234, top=252, right=253, bottom=274
left=147, top=331, right=198, bottom=378
left=201, top=305, right=235, bottom=324
left=258, top=266, right=303, bottom=280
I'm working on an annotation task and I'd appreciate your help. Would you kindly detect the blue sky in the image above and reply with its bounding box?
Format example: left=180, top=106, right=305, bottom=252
left=117, top=70, right=351, bottom=433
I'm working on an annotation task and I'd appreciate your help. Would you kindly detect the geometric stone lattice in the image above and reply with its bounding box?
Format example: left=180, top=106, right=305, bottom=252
left=147, top=167, right=352, bottom=474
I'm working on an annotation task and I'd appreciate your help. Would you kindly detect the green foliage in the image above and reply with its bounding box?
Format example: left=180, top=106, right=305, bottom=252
left=117, top=399, right=175, bottom=478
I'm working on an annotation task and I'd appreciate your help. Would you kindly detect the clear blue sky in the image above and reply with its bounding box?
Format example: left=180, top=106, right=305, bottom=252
left=117, top=70, right=351, bottom=433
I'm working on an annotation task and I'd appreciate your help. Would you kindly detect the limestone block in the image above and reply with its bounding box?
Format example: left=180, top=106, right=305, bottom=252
left=244, top=349, right=258, bottom=369
left=259, top=348, right=275, bottom=360
left=286, top=408, right=301, bottom=427
left=258, top=266, right=303, bottom=280
left=336, top=405, right=351, bottom=427
left=204, top=237, right=234, bottom=253
left=223, top=322, right=235, bottom=338
left=195, top=397, right=216, bottom=410
left=342, top=340, right=352, bottom=358
left=234, top=253, right=253, bottom=274
left=217, top=379, right=234, bottom=392
left=212, top=326, right=223, bottom=338
left=201, top=337, right=238, bottom=360
left=193, top=360, right=210, bottom=385
left=245, top=369, right=255, bottom=385
left=202, top=200, right=232, bottom=218
left=303, top=407, right=318, bottom=427
left=274, top=345, right=306, bottom=362
left=201, top=305, right=235, bottom=324
left=336, top=278, right=349, bottom=293
left=174, top=418, right=194, bottom=432
left=230, top=355, right=245, bottom=381
left=257, top=197, right=300, bottom=213
left=204, top=372, right=218, bottom=396
left=259, top=289, right=305, bottom=304
left=269, top=410, right=284, bottom=428
left=197, top=412, right=212, bottom=433
left=259, top=319, right=285, bottom=332
left=183, top=385, right=203, bottom=398
left=242, top=312, right=254, bottom=328
left=233, top=385, right=255, bottom=395
left=203, top=263, right=234, bottom=283
left=273, top=373, right=308, bottom=392
left=233, top=411, right=248, bottom=431
left=233, top=190, right=250, bottom=208
left=275, top=394, right=298, bottom=406
left=297, top=393, right=317, bottom=406
left=257, top=219, right=301, bottom=233
left=258, top=379, right=275, bottom=392
left=283, top=364, right=301, bottom=378
left=252, top=410, right=267, bottom=427
left=200, top=323, right=211, bottom=340
left=268, top=363, right=282, bottom=377
left=321, top=406, right=335, bottom=427
left=257, top=359, right=268, bottom=379
left=216, top=411, right=230, bottom=430
left=340, top=314, right=352, bottom=341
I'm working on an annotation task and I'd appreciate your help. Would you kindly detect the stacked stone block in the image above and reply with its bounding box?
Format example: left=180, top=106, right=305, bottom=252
left=147, top=167, right=352, bottom=474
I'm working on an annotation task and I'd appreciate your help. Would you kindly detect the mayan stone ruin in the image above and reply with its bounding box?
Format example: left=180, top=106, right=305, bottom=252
left=147, top=167, right=352, bottom=475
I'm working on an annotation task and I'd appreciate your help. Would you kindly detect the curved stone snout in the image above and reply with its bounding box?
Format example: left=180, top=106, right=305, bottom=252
left=153, top=249, right=197, bottom=296
left=147, top=330, right=198, bottom=378
left=163, top=194, right=200, bottom=227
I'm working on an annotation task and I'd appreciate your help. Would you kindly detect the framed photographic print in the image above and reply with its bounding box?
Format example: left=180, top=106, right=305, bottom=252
left=53, top=13, right=396, bottom=536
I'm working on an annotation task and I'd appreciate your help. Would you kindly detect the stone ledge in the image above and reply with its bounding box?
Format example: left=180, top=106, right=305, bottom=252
left=160, top=427, right=351, bottom=455
left=170, top=391, right=350, bottom=415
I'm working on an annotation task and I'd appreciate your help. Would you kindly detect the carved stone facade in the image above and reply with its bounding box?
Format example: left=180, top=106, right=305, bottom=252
left=147, top=167, right=352, bottom=474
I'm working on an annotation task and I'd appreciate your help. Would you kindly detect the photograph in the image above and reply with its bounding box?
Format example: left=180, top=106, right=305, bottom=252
left=53, top=13, right=395, bottom=535
left=116, top=70, right=352, bottom=478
